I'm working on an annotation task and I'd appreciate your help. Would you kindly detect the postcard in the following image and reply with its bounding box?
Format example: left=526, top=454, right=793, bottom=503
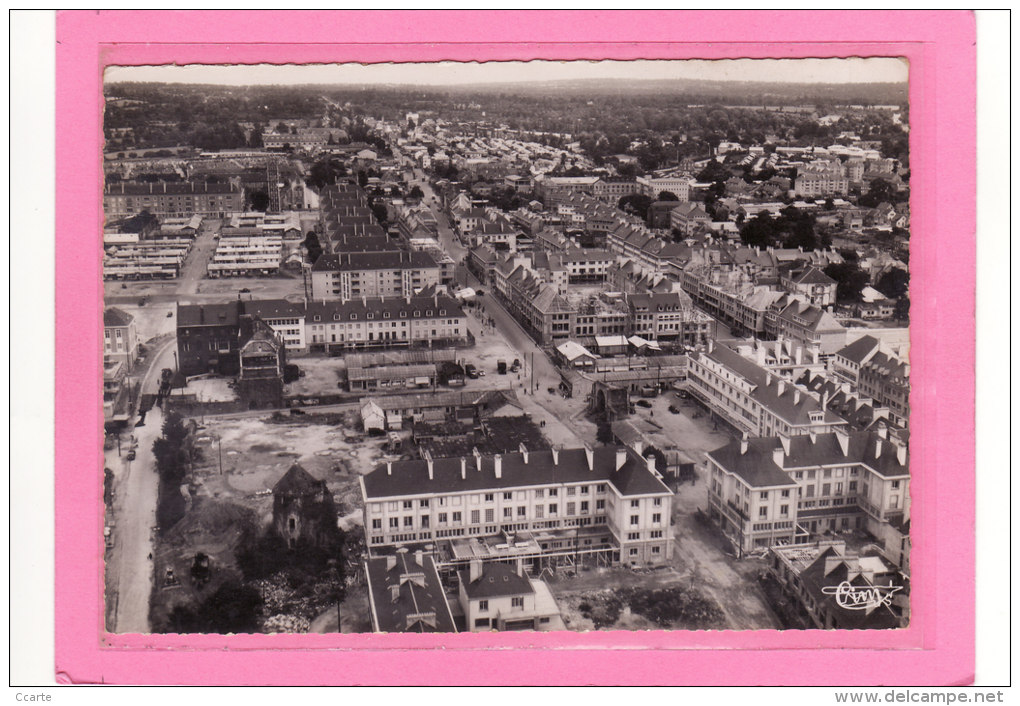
left=54, top=10, right=977, bottom=686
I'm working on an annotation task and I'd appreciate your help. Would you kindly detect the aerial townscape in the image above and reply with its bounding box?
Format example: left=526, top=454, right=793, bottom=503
left=102, top=61, right=912, bottom=636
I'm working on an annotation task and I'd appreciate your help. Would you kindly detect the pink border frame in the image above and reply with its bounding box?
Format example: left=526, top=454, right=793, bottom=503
left=55, top=10, right=976, bottom=685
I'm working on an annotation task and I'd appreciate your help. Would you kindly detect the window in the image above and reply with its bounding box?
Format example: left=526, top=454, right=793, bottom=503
left=781, top=489, right=790, bottom=498
left=652, top=513, right=662, bottom=524
left=517, top=506, right=526, bottom=517
left=627, top=532, right=640, bottom=541
left=452, top=512, right=462, bottom=523
left=891, top=480, right=901, bottom=490
left=630, top=515, right=639, bottom=526
left=503, top=492, right=513, bottom=501
left=474, top=618, right=490, bottom=628
left=651, top=546, right=661, bottom=554
left=438, top=512, right=448, bottom=524
left=849, top=481, right=858, bottom=492
left=403, top=516, right=413, bottom=527
left=760, top=492, right=769, bottom=500
left=478, top=600, right=488, bottom=612
left=484, top=493, right=494, bottom=502
left=389, top=518, right=399, bottom=529
left=503, top=508, right=513, bottom=518
left=471, top=510, right=480, bottom=524
left=630, top=500, right=640, bottom=508
left=549, top=488, right=558, bottom=497
left=549, top=504, right=558, bottom=515
left=758, top=507, right=767, bottom=518
left=890, top=495, right=899, bottom=509
left=629, top=548, right=639, bottom=557
left=596, top=499, right=605, bottom=510
left=511, top=597, right=524, bottom=609
left=580, top=501, right=589, bottom=513
left=403, top=501, right=413, bottom=510
left=780, top=504, right=789, bottom=516
left=567, top=487, right=576, bottom=496
left=371, top=519, right=381, bottom=529
left=534, top=489, right=544, bottom=498
left=485, top=509, right=494, bottom=523
left=822, top=483, right=831, bottom=496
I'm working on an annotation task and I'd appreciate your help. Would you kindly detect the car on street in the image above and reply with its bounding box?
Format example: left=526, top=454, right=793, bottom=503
left=636, top=400, right=652, bottom=409
left=126, top=449, right=136, bottom=461
left=668, top=405, right=681, bottom=415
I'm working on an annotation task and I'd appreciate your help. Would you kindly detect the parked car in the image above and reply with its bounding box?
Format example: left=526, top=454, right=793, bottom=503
left=290, top=408, right=306, bottom=416
left=636, top=400, right=652, bottom=409
left=126, top=449, right=136, bottom=461
left=668, top=405, right=681, bottom=415
left=497, top=360, right=507, bottom=374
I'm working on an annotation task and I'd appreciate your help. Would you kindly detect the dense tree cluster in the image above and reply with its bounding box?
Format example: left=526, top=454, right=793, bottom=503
left=739, top=206, right=818, bottom=250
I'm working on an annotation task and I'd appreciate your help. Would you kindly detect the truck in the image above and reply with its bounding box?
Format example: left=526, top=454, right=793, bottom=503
left=497, top=360, right=508, bottom=375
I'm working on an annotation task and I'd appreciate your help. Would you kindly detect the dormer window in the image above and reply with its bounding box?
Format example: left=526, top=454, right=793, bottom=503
left=439, top=309, right=446, bottom=316
left=350, top=314, right=357, bottom=320
left=426, top=310, right=433, bottom=317
left=400, top=311, right=407, bottom=318
left=333, top=314, right=341, bottom=321
left=383, top=311, right=391, bottom=319
left=313, top=315, right=321, bottom=322
left=367, top=313, right=374, bottom=320
left=413, top=311, right=420, bottom=317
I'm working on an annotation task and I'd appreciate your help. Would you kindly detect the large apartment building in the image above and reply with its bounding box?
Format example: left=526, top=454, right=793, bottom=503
left=686, top=341, right=847, bottom=438
left=360, top=446, right=675, bottom=568
left=310, top=250, right=440, bottom=301
left=705, top=428, right=910, bottom=565
left=103, top=181, right=244, bottom=219
left=177, top=292, right=468, bottom=371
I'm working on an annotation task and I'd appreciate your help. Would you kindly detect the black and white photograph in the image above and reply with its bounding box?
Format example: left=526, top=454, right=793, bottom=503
left=100, top=58, right=913, bottom=636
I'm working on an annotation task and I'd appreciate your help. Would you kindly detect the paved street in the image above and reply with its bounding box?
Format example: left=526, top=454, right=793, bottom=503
left=108, top=403, right=162, bottom=634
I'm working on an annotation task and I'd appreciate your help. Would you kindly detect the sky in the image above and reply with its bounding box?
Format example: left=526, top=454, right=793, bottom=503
left=105, top=58, right=908, bottom=87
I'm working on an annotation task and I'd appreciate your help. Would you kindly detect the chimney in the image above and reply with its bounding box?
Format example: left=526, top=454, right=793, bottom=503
left=616, top=447, right=628, bottom=470
left=494, top=454, right=502, bottom=479
left=414, top=549, right=423, bottom=566
left=473, top=446, right=483, bottom=471
left=469, top=559, right=483, bottom=583
left=739, top=433, right=749, bottom=455
left=460, top=457, right=467, bottom=480
left=834, top=426, right=850, bottom=456
left=519, top=443, right=529, bottom=463
left=874, top=439, right=883, bottom=459
left=707, top=338, right=714, bottom=354
left=794, top=389, right=801, bottom=406
left=778, top=433, right=791, bottom=455
left=423, top=450, right=434, bottom=480
left=515, top=557, right=525, bottom=577
left=777, top=378, right=787, bottom=396
left=896, top=443, right=907, bottom=467
left=876, top=423, right=888, bottom=440
left=645, top=454, right=657, bottom=474
left=795, top=345, right=803, bottom=365
left=584, top=445, right=594, bottom=471
left=390, top=584, right=401, bottom=602
left=386, top=555, right=397, bottom=571
left=821, top=390, right=829, bottom=411
left=386, top=461, right=392, bottom=476
left=772, top=445, right=785, bottom=468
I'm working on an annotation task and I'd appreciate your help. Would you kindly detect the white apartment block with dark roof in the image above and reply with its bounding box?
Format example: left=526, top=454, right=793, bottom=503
left=686, top=341, right=848, bottom=438
left=360, top=446, right=674, bottom=568
left=705, top=428, right=910, bottom=565
left=309, top=250, right=440, bottom=301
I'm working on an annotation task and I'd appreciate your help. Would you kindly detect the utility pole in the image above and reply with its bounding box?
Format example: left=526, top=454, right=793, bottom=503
left=218, top=436, right=224, bottom=476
